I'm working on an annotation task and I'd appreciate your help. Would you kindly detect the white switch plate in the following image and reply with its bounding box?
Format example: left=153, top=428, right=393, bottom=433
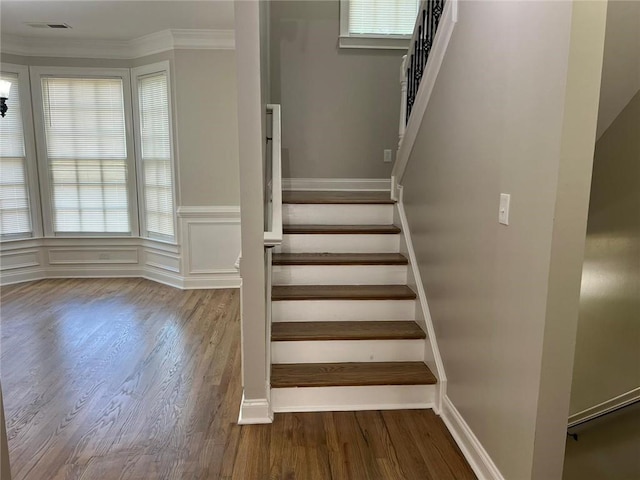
left=383, top=149, right=392, bottom=163
left=499, top=193, right=510, bottom=225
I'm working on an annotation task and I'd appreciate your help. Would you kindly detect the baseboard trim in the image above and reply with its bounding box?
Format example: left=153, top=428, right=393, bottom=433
left=237, top=394, right=273, bottom=425
left=441, top=396, right=504, bottom=480
left=282, top=178, right=391, bottom=191
left=0, top=265, right=241, bottom=290
left=0, top=267, right=46, bottom=285
left=395, top=187, right=447, bottom=412
left=568, top=387, right=640, bottom=428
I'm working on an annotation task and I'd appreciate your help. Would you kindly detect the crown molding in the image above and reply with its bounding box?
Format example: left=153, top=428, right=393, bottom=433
left=0, top=29, right=235, bottom=59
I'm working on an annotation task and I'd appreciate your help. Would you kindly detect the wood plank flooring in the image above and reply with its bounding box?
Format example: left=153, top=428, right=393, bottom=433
left=1, top=278, right=475, bottom=480
left=272, top=253, right=409, bottom=265
left=271, top=362, right=437, bottom=388
left=271, top=321, right=426, bottom=341
left=283, top=224, right=401, bottom=234
left=283, top=191, right=395, bottom=204
left=272, top=284, right=417, bottom=301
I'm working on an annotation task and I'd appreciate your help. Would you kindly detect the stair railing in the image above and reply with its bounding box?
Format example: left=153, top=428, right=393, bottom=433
left=263, top=104, right=282, bottom=403
left=404, top=0, right=445, bottom=130
left=392, top=0, right=457, bottom=199
left=264, top=104, right=282, bottom=247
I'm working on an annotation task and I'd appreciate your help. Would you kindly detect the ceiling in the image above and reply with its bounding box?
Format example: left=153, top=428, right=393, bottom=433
left=1, top=1, right=235, bottom=41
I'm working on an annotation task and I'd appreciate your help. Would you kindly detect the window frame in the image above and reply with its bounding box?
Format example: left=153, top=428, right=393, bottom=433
left=130, top=61, right=178, bottom=245
left=0, top=62, right=42, bottom=241
left=29, top=66, right=140, bottom=238
left=339, top=0, right=416, bottom=50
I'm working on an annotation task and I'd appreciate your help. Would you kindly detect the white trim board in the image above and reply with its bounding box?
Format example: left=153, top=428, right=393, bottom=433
left=395, top=187, right=447, bottom=412
left=1, top=29, right=235, bottom=59
left=282, top=178, right=391, bottom=191
left=177, top=206, right=241, bottom=219
left=272, top=385, right=435, bottom=413
left=391, top=0, right=458, bottom=199
left=237, top=394, right=273, bottom=425
left=568, top=387, right=640, bottom=428
left=441, top=396, right=505, bottom=480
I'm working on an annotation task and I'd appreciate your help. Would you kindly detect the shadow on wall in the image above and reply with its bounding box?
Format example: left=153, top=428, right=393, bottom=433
left=563, top=402, right=640, bottom=480
left=565, top=90, right=640, bottom=480
left=570, top=91, right=640, bottom=416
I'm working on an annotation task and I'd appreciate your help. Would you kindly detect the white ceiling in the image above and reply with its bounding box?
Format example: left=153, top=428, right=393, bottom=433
left=1, top=1, right=235, bottom=41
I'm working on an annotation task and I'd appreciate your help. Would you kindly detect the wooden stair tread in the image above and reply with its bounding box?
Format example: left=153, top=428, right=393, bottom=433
left=272, top=253, right=408, bottom=266
left=272, top=321, right=426, bottom=341
left=283, top=191, right=394, bottom=205
left=283, top=224, right=400, bottom=234
left=271, top=362, right=437, bottom=388
left=272, top=285, right=416, bottom=301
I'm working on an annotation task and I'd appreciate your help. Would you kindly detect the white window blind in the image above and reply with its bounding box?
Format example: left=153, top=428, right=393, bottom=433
left=0, top=72, right=32, bottom=238
left=348, top=0, right=419, bottom=36
left=41, top=76, right=130, bottom=233
left=137, top=72, right=174, bottom=240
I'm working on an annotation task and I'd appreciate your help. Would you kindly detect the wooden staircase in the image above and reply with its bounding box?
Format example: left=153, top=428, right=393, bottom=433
left=270, top=191, right=437, bottom=412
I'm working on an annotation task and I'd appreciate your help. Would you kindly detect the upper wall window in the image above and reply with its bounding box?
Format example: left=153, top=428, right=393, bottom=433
left=132, top=62, right=176, bottom=242
left=339, top=0, right=419, bottom=49
left=0, top=65, right=38, bottom=239
left=31, top=67, right=139, bottom=237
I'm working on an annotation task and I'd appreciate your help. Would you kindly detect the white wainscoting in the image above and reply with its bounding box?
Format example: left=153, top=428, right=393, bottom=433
left=177, top=206, right=242, bottom=289
left=0, top=206, right=241, bottom=289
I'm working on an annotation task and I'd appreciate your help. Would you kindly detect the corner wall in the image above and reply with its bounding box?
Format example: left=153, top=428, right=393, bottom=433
left=400, top=1, right=605, bottom=478
left=270, top=0, right=403, bottom=179
left=570, top=91, right=640, bottom=415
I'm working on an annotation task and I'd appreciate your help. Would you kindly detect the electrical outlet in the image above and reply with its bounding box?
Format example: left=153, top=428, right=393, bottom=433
left=499, top=193, right=510, bottom=225
left=384, top=149, right=392, bottom=163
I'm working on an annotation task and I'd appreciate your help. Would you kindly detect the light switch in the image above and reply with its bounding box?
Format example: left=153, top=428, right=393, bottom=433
left=499, top=193, right=510, bottom=225
left=383, top=149, right=392, bottom=163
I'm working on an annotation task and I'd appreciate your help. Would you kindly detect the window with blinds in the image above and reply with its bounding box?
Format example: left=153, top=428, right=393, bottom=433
left=41, top=77, right=130, bottom=234
left=348, top=0, right=419, bottom=36
left=136, top=71, right=175, bottom=240
left=0, top=72, right=32, bottom=238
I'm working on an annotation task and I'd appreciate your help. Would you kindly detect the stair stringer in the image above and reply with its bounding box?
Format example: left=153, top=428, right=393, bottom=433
left=394, top=186, right=447, bottom=414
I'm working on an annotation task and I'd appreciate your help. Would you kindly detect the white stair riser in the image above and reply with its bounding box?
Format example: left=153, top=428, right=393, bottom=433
left=272, top=264, right=407, bottom=286
left=276, top=234, right=400, bottom=253
left=271, top=384, right=436, bottom=413
left=272, top=339, right=424, bottom=363
left=272, top=299, right=416, bottom=322
left=283, top=204, right=393, bottom=225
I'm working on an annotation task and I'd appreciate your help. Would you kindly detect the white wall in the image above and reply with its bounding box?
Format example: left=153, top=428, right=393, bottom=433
left=0, top=48, right=241, bottom=289
left=270, top=0, right=403, bottom=179
left=595, top=0, right=640, bottom=139
left=173, top=49, right=240, bottom=206
left=400, top=1, right=606, bottom=478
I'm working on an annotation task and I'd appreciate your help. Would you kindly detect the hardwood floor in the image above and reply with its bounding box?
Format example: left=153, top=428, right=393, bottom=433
left=1, top=278, right=475, bottom=479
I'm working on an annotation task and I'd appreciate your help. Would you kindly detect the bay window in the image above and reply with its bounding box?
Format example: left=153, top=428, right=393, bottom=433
left=17, top=64, right=177, bottom=243
left=0, top=66, right=38, bottom=239
left=132, top=62, right=176, bottom=242
left=39, top=74, right=133, bottom=234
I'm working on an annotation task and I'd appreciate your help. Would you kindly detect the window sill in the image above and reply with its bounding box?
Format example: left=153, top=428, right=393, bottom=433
left=338, top=35, right=411, bottom=50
